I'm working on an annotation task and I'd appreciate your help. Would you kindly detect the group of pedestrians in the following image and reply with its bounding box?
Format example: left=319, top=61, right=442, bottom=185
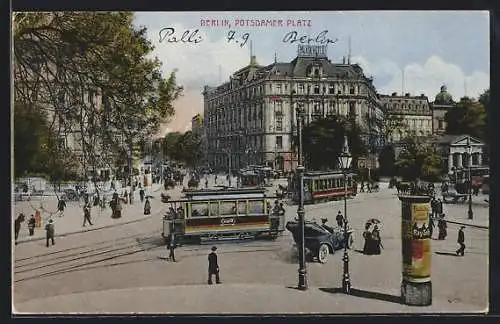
left=362, top=223, right=383, bottom=255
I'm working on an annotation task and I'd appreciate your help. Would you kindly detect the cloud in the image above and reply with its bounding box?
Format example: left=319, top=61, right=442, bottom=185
left=352, top=55, right=489, bottom=100
left=148, top=24, right=253, bottom=135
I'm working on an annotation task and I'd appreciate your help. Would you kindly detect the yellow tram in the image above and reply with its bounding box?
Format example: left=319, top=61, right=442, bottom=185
left=162, top=188, right=285, bottom=243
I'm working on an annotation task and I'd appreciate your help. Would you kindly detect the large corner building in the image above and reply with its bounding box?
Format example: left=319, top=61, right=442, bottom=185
left=203, top=45, right=385, bottom=172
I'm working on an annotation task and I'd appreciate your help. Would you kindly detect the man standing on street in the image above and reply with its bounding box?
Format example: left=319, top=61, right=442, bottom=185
left=208, top=246, right=221, bottom=284
left=336, top=211, right=344, bottom=228
left=14, top=213, right=25, bottom=244
left=83, top=202, right=93, bottom=226
left=57, top=198, right=66, bottom=217
left=45, top=219, right=55, bottom=247
left=456, top=226, right=466, bottom=256
left=167, top=232, right=177, bottom=262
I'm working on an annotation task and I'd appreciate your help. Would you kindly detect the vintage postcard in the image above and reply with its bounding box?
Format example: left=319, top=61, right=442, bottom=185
left=12, top=11, right=489, bottom=314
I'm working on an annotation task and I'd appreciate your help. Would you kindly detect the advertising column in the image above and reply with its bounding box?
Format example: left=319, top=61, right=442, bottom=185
left=399, top=195, right=432, bottom=306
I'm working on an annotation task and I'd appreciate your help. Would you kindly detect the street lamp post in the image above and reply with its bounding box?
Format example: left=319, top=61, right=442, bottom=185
left=467, top=137, right=473, bottom=220
left=296, top=104, right=308, bottom=290
left=338, top=136, right=353, bottom=294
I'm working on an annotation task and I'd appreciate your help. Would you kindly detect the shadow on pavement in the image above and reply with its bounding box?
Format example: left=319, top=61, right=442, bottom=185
left=435, top=251, right=459, bottom=257
left=319, top=287, right=403, bottom=304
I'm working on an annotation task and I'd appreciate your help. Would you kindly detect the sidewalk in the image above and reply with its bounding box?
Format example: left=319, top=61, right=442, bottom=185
left=14, top=183, right=165, bottom=244
left=14, top=284, right=485, bottom=314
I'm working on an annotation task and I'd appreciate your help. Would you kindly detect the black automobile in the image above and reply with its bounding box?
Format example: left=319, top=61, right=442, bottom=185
left=286, top=220, right=354, bottom=264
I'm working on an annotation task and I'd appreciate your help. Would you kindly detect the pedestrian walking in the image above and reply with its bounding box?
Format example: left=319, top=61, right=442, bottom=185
left=28, top=214, right=36, bottom=236
left=83, top=203, right=93, bottom=226
left=437, top=214, right=447, bottom=240
left=215, top=175, right=218, bottom=185
left=129, top=190, right=133, bottom=204
left=45, top=219, right=55, bottom=247
left=35, top=209, right=42, bottom=228
left=14, top=213, right=25, bottom=244
left=437, top=199, right=443, bottom=216
left=167, top=232, right=177, bottom=262
left=456, top=226, right=466, bottom=256
left=205, top=177, right=208, bottom=189
left=57, top=198, right=66, bottom=217
left=362, top=223, right=373, bottom=255
left=208, top=246, right=221, bottom=284
left=139, top=188, right=145, bottom=203
left=372, top=225, right=383, bottom=255
left=144, top=197, right=151, bottom=215
left=430, top=197, right=437, bottom=218
left=429, top=215, right=435, bottom=238
left=336, top=211, right=344, bottom=228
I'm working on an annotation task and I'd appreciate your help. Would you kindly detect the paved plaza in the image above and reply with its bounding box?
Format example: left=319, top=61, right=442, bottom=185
left=12, top=175, right=489, bottom=314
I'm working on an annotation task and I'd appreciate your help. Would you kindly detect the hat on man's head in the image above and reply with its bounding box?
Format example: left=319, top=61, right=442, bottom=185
left=211, top=246, right=217, bottom=251
left=461, top=226, right=466, bottom=229
left=49, top=219, right=53, bottom=223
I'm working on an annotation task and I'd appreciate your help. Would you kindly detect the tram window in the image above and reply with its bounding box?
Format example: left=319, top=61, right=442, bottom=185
left=191, top=202, right=209, bottom=217
left=209, top=202, right=219, bottom=217
left=238, top=201, right=247, bottom=215
left=220, top=201, right=237, bottom=215
left=248, top=200, right=265, bottom=214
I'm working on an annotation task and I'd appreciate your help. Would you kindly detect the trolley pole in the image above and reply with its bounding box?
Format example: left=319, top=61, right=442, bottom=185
left=296, top=106, right=308, bottom=290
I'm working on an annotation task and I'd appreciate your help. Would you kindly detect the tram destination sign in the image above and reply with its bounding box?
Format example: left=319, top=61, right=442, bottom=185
left=297, top=44, right=328, bottom=58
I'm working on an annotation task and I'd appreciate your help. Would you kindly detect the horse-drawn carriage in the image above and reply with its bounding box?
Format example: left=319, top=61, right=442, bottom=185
left=442, top=182, right=469, bottom=204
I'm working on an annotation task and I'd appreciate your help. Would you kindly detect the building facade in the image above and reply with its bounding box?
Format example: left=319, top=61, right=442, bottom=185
left=432, top=134, right=485, bottom=174
left=431, top=85, right=455, bottom=135
left=379, top=92, right=433, bottom=143
left=203, top=45, right=385, bottom=172
left=191, top=113, right=208, bottom=166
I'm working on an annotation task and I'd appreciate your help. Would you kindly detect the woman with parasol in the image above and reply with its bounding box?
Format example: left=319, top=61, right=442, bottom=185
left=364, top=218, right=381, bottom=255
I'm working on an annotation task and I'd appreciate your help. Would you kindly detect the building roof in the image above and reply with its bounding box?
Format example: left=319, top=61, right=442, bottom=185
left=431, top=134, right=484, bottom=145
left=434, top=85, right=454, bottom=105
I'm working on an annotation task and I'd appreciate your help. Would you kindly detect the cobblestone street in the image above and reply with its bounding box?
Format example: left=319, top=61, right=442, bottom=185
left=12, top=177, right=489, bottom=313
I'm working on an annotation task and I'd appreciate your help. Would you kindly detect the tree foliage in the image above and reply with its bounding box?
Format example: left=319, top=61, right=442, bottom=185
left=444, top=95, right=487, bottom=141
left=14, top=103, right=78, bottom=181
left=161, top=131, right=202, bottom=167
left=395, top=138, right=442, bottom=182
left=298, top=116, right=367, bottom=170
left=13, top=12, right=183, bottom=181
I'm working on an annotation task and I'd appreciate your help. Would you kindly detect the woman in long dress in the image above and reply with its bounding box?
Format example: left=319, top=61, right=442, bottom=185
left=372, top=225, right=382, bottom=255
left=362, top=223, right=373, bottom=255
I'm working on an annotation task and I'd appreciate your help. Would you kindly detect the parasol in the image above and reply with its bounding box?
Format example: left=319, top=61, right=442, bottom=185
left=365, top=218, right=381, bottom=227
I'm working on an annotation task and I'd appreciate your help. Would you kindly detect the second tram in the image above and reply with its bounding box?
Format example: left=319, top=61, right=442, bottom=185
left=292, top=170, right=357, bottom=204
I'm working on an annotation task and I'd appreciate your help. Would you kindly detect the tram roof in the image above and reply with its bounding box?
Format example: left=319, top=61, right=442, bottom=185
left=183, top=187, right=266, bottom=197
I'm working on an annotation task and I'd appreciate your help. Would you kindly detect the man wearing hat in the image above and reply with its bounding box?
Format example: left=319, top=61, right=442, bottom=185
left=336, top=211, right=345, bottom=228
left=45, top=219, right=55, bottom=247
left=456, top=226, right=466, bottom=256
left=320, top=218, right=334, bottom=233
left=208, top=246, right=221, bottom=284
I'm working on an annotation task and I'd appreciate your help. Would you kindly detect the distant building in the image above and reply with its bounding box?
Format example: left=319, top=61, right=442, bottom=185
left=191, top=113, right=207, bottom=166
left=379, top=92, right=433, bottom=143
left=431, top=85, right=455, bottom=135
left=203, top=45, right=385, bottom=172
left=431, top=134, right=486, bottom=174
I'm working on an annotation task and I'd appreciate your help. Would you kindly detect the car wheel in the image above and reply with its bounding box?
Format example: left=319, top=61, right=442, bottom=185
left=318, top=244, right=329, bottom=264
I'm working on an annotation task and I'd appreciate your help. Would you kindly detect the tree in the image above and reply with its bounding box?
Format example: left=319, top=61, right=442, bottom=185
left=445, top=97, right=487, bottom=140
left=395, top=138, right=442, bottom=182
left=297, top=116, right=367, bottom=170
left=176, top=131, right=203, bottom=167
left=162, top=132, right=183, bottom=161
left=14, top=12, right=182, bottom=188
left=377, top=145, right=396, bottom=176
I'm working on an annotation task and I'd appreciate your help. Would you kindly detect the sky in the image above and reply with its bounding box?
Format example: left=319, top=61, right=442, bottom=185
left=133, top=11, right=490, bottom=137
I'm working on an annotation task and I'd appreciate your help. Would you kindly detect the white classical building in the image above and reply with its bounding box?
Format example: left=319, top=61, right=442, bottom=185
left=432, top=134, right=485, bottom=173
left=203, top=45, right=385, bottom=172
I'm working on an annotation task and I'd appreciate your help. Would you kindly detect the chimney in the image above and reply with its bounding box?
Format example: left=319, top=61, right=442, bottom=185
left=391, top=92, right=397, bottom=97
left=420, top=93, right=425, bottom=98
left=405, top=93, right=410, bottom=97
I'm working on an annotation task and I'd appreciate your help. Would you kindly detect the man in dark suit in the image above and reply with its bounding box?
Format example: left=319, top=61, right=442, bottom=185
left=45, top=219, right=55, bottom=247
left=167, top=233, right=177, bottom=262
left=208, top=246, right=221, bottom=284
left=456, top=226, right=466, bottom=256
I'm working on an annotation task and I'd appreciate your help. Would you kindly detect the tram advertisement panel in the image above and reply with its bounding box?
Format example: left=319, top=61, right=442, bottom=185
left=401, top=197, right=431, bottom=283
